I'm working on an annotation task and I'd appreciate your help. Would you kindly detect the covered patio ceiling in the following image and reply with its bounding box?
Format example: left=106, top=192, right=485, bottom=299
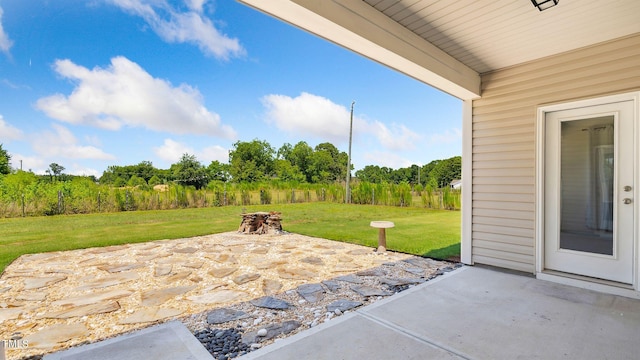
left=238, top=0, right=640, bottom=100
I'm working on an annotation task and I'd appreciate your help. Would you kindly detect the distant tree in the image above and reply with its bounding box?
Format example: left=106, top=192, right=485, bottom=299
left=49, top=163, right=65, bottom=181
left=276, top=143, right=293, bottom=160
left=148, top=175, right=162, bottom=187
left=287, top=141, right=313, bottom=182
left=127, top=175, right=147, bottom=187
left=206, top=160, right=230, bottom=182
left=307, top=150, right=334, bottom=183
left=0, top=144, right=10, bottom=175
left=229, top=139, right=275, bottom=182
left=312, top=142, right=348, bottom=182
left=113, top=177, right=126, bottom=187
left=172, top=153, right=208, bottom=189
left=356, top=165, right=390, bottom=183
left=274, top=159, right=305, bottom=182
left=99, top=161, right=159, bottom=185
left=427, top=156, right=461, bottom=188
left=133, top=161, right=156, bottom=182
left=1, top=170, right=37, bottom=200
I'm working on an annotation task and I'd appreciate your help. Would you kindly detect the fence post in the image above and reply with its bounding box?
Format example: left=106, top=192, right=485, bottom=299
left=291, top=189, right=295, bottom=203
left=98, top=192, right=101, bottom=212
left=372, top=188, right=375, bottom=205
left=21, top=193, right=25, bottom=217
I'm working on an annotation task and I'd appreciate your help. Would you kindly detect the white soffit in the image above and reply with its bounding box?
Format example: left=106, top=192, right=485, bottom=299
left=366, top=0, right=640, bottom=74
left=238, top=0, right=481, bottom=100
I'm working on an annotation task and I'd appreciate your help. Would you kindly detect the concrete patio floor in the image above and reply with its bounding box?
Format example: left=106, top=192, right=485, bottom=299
left=245, top=266, right=640, bottom=359
left=44, top=266, right=640, bottom=360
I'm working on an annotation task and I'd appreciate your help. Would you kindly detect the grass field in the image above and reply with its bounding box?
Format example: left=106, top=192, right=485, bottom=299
left=0, top=203, right=460, bottom=274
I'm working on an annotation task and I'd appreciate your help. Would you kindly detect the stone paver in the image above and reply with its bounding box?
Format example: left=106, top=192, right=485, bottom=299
left=296, top=283, right=324, bottom=303
left=250, top=296, right=292, bottom=310
left=233, top=273, right=261, bottom=285
left=39, top=301, right=120, bottom=319
left=24, top=324, right=88, bottom=349
left=187, top=289, right=248, bottom=304
left=74, top=271, right=139, bottom=291
left=141, top=286, right=197, bottom=306
left=277, top=267, right=317, bottom=280
left=0, top=232, right=415, bottom=360
left=52, top=289, right=133, bottom=307
left=23, top=276, right=67, bottom=290
left=208, top=267, right=238, bottom=278
left=119, top=308, right=184, bottom=324
left=262, top=279, right=282, bottom=295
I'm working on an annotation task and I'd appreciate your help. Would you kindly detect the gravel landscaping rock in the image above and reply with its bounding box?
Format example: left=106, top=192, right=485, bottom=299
left=326, top=299, right=363, bottom=312
left=207, top=308, right=250, bottom=325
left=194, top=327, right=251, bottom=360
left=249, top=296, right=292, bottom=310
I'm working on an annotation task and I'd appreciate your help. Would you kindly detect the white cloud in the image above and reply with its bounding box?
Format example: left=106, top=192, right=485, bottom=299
left=0, top=7, right=13, bottom=55
left=428, top=128, right=461, bottom=145
left=8, top=153, right=47, bottom=173
left=0, top=115, right=23, bottom=141
left=186, top=0, right=207, bottom=13
left=362, top=151, right=414, bottom=169
left=199, top=144, right=228, bottom=163
left=262, top=92, right=355, bottom=143
left=107, top=0, right=244, bottom=60
left=36, top=57, right=236, bottom=138
left=153, top=138, right=228, bottom=164
left=32, top=124, right=116, bottom=161
left=369, top=120, right=420, bottom=151
left=2, top=79, right=30, bottom=90
left=153, top=138, right=192, bottom=163
left=261, top=92, right=421, bottom=150
left=7, top=155, right=99, bottom=177
left=66, top=164, right=101, bottom=178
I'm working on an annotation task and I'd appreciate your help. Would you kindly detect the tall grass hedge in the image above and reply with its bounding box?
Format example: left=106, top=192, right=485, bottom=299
left=0, top=173, right=460, bottom=218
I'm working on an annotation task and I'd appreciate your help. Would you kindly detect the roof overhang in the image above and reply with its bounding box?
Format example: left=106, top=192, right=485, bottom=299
left=238, top=0, right=481, bottom=100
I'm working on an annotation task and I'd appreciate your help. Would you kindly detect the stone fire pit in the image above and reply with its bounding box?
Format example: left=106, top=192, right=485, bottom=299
left=238, top=212, right=282, bottom=235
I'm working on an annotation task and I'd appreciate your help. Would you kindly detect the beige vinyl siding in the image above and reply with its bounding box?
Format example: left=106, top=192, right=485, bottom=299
left=471, top=33, right=640, bottom=273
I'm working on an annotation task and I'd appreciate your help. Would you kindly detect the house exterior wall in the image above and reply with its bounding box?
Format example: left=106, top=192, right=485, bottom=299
left=471, top=34, right=640, bottom=273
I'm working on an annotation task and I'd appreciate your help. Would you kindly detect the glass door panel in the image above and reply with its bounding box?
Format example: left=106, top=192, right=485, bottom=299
left=559, top=116, right=614, bottom=256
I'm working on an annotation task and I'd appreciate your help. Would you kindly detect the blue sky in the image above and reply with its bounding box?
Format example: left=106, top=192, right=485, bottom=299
left=0, top=0, right=462, bottom=178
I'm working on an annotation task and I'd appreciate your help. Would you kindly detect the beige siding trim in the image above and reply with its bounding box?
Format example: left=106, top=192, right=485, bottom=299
left=474, top=240, right=534, bottom=256
left=473, top=168, right=534, bottom=178
left=472, top=255, right=534, bottom=273
left=472, top=193, right=535, bottom=203
left=474, top=232, right=533, bottom=247
left=472, top=208, right=533, bottom=221
left=471, top=33, right=640, bottom=273
left=473, top=224, right=534, bottom=238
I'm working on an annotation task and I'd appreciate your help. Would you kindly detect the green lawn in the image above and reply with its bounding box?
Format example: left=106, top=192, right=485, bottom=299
left=0, top=203, right=460, bottom=273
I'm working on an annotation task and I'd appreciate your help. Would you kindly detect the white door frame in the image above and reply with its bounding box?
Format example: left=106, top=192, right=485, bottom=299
left=535, top=91, right=640, bottom=297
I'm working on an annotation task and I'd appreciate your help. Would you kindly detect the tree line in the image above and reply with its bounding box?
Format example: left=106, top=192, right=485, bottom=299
left=94, top=139, right=460, bottom=189
left=0, top=141, right=461, bottom=217
left=1, top=140, right=461, bottom=189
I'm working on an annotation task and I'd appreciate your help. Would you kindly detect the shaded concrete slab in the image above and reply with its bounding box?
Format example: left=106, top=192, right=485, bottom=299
left=243, top=312, right=461, bottom=360
left=244, top=267, right=640, bottom=360
left=362, top=267, right=640, bottom=360
left=44, top=321, right=213, bottom=360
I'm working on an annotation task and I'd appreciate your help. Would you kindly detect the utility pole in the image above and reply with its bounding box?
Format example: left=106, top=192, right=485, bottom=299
left=20, top=159, right=22, bottom=171
left=346, top=101, right=355, bottom=204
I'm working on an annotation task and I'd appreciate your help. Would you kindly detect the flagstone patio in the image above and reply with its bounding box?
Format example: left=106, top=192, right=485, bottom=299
left=0, top=232, right=422, bottom=359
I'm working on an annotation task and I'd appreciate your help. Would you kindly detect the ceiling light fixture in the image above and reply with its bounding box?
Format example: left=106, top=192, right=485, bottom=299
left=531, top=0, right=559, bottom=11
